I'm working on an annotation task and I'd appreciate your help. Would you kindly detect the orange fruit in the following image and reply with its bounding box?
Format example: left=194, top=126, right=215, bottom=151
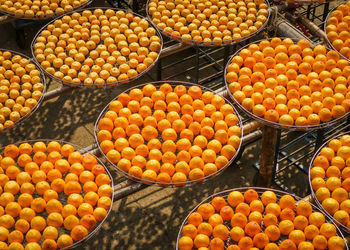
left=197, top=203, right=215, bottom=220
left=322, top=197, right=339, bottom=215
left=319, top=222, right=336, bottom=239
left=188, top=212, right=203, bottom=227
left=57, top=234, right=73, bottom=249
left=97, top=196, right=111, bottom=210
left=243, top=189, right=259, bottom=203
left=62, top=204, right=77, bottom=218
left=333, top=210, right=349, bottom=225
left=227, top=191, right=244, bottom=207
left=30, top=216, right=46, bottom=232
left=212, top=224, right=229, bottom=241
left=303, top=224, right=319, bottom=241
left=80, top=214, right=97, bottom=230
left=210, top=237, right=224, bottom=250
left=248, top=211, right=263, bottom=224
left=178, top=236, right=193, bottom=250
left=309, top=212, right=326, bottom=227
left=294, top=215, right=309, bottom=231
left=42, top=226, right=58, bottom=240
left=279, top=195, right=295, bottom=210
left=238, top=236, right=253, bottom=249
left=31, top=197, right=46, bottom=213
left=332, top=187, right=348, bottom=203
left=64, top=214, right=80, bottom=231
left=264, top=224, right=280, bottom=241
left=220, top=206, right=234, bottom=221
left=296, top=201, right=312, bottom=217
left=231, top=212, right=248, bottom=228
left=15, top=219, right=29, bottom=234
left=208, top=213, right=224, bottom=228
left=230, top=226, right=245, bottom=242
left=260, top=191, right=277, bottom=205
left=42, top=239, right=57, bottom=249
left=194, top=234, right=210, bottom=248
left=196, top=222, right=212, bottom=238
left=17, top=193, right=33, bottom=208
left=288, top=229, right=305, bottom=246
left=279, top=219, right=294, bottom=235
left=5, top=201, right=21, bottom=218
left=0, top=214, right=15, bottom=229
left=8, top=230, right=24, bottom=244
left=25, top=229, right=41, bottom=243
left=252, top=233, right=269, bottom=249
left=67, top=193, right=83, bottom=208
left=280, top=208, right=295, bottom=221
left=0, top=226, right=9, bottom=241
left=182, top=224, right=197, bottom=239
left=78, top=203, right=94, bottom=217
left=312, top=234, right=328, bottom=249
left=244, top=221, right=260, bottom=237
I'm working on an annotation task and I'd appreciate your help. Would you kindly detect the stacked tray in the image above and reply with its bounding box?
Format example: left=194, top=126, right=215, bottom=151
left=0, top=49, right=46, bottom=132
left=31, top=8, right=163, bottom=87
left=309, top=132, right=350, bottom=233
left=94, top=81, right=243, bottom=187
left=177, top=187, right=348, bottom=249
left=0, top=140, right=114, bottom=249
left=225, top=37, right=350, bottom=130
left=146, top=0, right=270, bottom=46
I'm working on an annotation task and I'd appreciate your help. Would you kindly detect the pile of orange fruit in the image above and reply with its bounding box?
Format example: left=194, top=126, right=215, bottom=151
left=148, top=0, right=269, bottom=45
left=32, top=9, right=162, bottom=86
left=0, top=0, right=88, bottom=18
left=285, top=0, right=334, bottom=4
left=310, top=134, right=350, bottom=231
left=0, top=50, right=44, bottom=132
left=178, top=188, right=345, bottom=250
left=0, top=141, right=112, bottom=249
left=96, top=82, right=242, bottom=186
left=326, top=1, right=350, bottom=60
left=226, top=38, right=350, bottom=127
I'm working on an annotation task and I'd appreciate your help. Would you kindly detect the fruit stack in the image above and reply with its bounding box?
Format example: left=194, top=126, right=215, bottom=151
left=95, top=82, right=243, bottom=187
left=225, top=38, right=350, bottom=129
left=0, top=141, right=113, bottom=249
left=0, top=50, right=45, bottom=132
left=310, top=133, right=350, bottom=233
left=177, top=188, right=346, bottom=250
left=147, top=0, right=269, bottom=46
left=0, top=0, right=90, bottom=19
left=32, top=8, right=162, bottom=87
left=325, top=1, right=350, bottom=61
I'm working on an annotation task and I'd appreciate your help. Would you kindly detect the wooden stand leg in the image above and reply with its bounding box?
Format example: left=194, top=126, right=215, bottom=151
left=157, top=58, right=162, bottom=81
left=195, top=47, right=199, bottom=84
left=314, top=128, right=324, bottom=155
left=258, top=126, right=277, bottom=187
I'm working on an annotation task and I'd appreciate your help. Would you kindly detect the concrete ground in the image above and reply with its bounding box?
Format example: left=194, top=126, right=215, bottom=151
left=0, top=1, right=338, bottom=249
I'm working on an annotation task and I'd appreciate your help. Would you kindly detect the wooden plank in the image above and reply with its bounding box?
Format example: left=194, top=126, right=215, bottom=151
left=259, top=126, right=277, bottom=187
